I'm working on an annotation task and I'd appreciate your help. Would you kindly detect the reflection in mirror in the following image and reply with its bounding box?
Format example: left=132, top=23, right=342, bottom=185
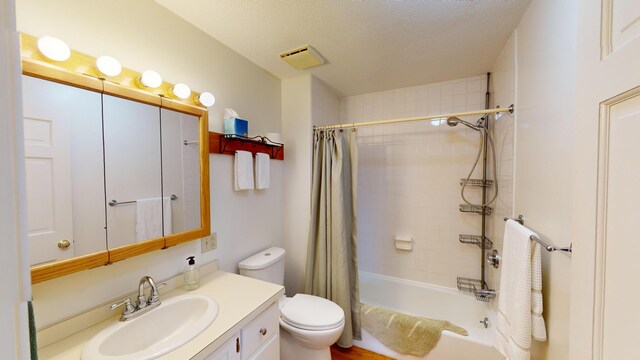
left=22, top=75, right=106, bottom=266
left=161, top=108, right=202, bottom=233
left=103, top=95, right=162, bottom=247
left=21, top=32, right=211, bottom=283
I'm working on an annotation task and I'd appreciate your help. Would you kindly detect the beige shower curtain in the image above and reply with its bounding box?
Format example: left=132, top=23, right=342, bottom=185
left=304, top=128, right=360, bottom=347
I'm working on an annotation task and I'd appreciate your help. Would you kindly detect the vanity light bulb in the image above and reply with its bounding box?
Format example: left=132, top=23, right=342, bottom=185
left=198, top=92, right=216, bottom=107
left=139, top=70, right=163, bottom=88
left=37, top=36, right=71, bottom=62
left=172, top=83, right=191, bottom=99
left=96, top=56, right=122, bottom=77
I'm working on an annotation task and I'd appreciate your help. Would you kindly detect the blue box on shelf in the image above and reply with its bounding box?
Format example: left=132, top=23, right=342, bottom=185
left=224, top=117, right=249, bottom=137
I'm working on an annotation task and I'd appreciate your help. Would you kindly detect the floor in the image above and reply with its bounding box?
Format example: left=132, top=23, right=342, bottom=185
left=330, top=345, right=394, bottom=360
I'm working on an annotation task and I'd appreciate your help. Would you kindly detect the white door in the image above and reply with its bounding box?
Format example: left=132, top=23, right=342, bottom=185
left=571, top=1, right=640, bottom=359
left=22, top=76, right=74, bottom=265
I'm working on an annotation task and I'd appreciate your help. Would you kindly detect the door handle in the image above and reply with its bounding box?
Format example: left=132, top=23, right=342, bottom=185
left=58, top=239, right=71, bottom=249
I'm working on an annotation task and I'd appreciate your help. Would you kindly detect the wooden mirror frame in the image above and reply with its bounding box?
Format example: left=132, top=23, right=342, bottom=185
left=20, top=34, right=210, bottom=283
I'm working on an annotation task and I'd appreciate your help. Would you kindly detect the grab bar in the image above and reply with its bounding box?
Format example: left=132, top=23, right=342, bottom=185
left=503, top=215, right=572, bottom=253
left=109, top=194, right=177, bottom=207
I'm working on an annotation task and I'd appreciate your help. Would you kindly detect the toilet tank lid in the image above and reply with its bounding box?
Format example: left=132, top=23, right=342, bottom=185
left=238, top=247, right=285, bottom=270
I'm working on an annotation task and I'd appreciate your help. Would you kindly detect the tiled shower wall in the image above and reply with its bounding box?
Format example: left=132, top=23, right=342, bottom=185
left=341, top=74, right=514, bottom=290
left=487, top=110, right=515, bottom=291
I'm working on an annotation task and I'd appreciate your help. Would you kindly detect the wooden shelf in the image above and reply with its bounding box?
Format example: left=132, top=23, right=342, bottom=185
left=209, top=132, right=284, bottom=160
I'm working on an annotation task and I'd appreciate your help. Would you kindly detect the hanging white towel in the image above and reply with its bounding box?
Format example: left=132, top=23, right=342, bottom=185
left=135, top=197, right=172, bottom=242
left=255, top=152, right=270, bottom=189
left=495, top=220, right=547, bottom=360
left=234, top=150, right=254, bottom=191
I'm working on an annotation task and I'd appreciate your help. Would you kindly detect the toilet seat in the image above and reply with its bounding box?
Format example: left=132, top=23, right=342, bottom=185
left=280, top=294, right=345, bottom=331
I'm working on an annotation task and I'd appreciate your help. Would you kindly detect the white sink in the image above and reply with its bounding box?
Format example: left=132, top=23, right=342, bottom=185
left=82, top=294, right=218, bottom=360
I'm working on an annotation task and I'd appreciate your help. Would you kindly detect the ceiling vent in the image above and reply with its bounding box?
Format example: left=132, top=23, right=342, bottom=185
left=280, top=45, right=325, bottom=70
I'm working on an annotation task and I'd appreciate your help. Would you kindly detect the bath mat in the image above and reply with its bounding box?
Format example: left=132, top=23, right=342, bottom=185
left=361, top=303, right=467, bottom=356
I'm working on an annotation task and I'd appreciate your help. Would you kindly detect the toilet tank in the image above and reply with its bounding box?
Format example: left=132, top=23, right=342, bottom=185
left=238, top=247, right=285, bottom=285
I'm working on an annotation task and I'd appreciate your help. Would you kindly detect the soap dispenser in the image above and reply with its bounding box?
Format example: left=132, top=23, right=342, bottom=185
left=184, top=256, right=200, bottom=291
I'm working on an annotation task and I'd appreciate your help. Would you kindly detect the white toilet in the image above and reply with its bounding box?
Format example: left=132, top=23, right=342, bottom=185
left=238, top=247, right=345, bottom=360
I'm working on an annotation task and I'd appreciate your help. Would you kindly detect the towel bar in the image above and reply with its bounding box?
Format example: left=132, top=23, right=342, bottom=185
left=530, top=235, right=572, bottom=253
left=109, top=194, right=177, bottom=207
left=503, top=215, right=524, bottom=225
left=504, top=215, right=572, bottom=253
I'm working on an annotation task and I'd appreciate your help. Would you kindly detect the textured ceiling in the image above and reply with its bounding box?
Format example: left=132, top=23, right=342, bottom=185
left=156, top=0, right=530, bottom=96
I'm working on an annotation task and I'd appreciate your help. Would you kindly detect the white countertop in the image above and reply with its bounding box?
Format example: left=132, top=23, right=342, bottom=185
left=38, top=271, right=285, bottom=359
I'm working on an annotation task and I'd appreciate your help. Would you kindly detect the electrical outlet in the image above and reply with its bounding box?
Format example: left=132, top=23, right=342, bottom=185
left=201, top=232, right=217, bottom=253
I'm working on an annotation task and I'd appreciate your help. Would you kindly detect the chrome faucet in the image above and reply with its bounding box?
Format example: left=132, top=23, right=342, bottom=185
left=111, top=276, right=165, bottom=321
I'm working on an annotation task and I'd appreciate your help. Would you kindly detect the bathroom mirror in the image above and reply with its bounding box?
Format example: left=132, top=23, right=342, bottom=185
left=22, top=75, right=108, bottom=266
left=161, top=108, right=202, bottom=235
left=103, top=94, right=163, bottom=248
left=21, top=33, right=210, bottom=283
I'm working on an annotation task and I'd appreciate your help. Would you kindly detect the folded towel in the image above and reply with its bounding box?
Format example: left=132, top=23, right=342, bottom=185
left=255, top=152, right=270, bottom=189
left=28, top=301, right=38, bottom=360
left=135, top=197, right=172, bottom=241
left=495, top=220, right=547, bottom=360
left=361, top=303, right=467, bottom=356
left=234, top=150, right=254, bottom=191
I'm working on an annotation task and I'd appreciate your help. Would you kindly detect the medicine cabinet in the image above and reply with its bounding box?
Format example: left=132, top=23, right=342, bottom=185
left=21, top=34, right=210, bottom=283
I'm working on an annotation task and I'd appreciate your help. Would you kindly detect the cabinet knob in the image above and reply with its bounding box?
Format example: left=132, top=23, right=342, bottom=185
left=259, top=328, right=267, bottom=336
left=58, top=239, right=71, bottom=249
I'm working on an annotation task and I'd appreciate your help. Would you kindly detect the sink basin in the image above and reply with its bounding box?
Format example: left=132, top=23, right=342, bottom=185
left=82, top=294, right=218, bottom=360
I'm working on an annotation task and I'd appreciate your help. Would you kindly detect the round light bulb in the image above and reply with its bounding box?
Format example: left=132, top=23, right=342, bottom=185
left=96, top=56, right=122, bottom=77
left=172, top=83, right=191, bottom=99
left=197, top=92, right=216, bottom=107
left=37, top=36, right=71, bottom=62
left=139, top=70, right=163, bottom=88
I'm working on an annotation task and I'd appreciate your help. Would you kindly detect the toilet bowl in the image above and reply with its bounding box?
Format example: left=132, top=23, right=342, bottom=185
left=279, top=294, right=345, bottom=359
left=238, top=248, right=345, bottom=360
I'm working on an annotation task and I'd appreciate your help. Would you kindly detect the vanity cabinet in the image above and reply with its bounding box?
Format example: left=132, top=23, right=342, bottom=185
left=203, top=333, right=240, bottom=360
left=241, top=302, right=279, bottom=360
left=201, top=302, right=279, bottom=360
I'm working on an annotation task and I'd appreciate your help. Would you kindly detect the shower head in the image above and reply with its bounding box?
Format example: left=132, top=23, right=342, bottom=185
left=446, top=117, right=481, bottom=131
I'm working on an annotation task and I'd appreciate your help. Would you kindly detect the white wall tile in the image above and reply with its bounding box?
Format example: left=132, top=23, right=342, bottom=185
left=343, top=74, right=514, bottom=290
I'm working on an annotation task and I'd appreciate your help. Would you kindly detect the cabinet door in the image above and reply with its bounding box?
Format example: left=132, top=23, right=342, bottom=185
left=246, top=334, right=279, bottom=360
left=103, top=95, right=162, bottom=248
left=160, top=108, right=201, bottom=235
left=241, top=303, right=279, bottom=359
left=202, top=334, right=241, bottom=360
left=22, top=75, right=105, bottom=265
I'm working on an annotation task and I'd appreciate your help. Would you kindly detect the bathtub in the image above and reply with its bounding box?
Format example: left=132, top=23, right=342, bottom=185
left=354, top=271, right=504, bottom=360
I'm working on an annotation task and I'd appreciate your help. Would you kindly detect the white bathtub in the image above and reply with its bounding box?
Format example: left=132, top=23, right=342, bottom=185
left=354, top=271, right=504, bottom=360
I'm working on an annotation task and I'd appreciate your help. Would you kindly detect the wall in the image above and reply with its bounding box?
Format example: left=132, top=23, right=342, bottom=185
left=491, top=0, right=578, bottom=358
left=16, top=0, right=284, bottom=328
left=281, top=75, right=311, bottom=294
left=0, top=0, right=30, bottom=356
left=15, top=0, right=281, bottom=136
left=341, top=75, right=514, bottom=290
left=281, top=75, right=340, bottom=295
left=312, top=76, right=340, bottom=127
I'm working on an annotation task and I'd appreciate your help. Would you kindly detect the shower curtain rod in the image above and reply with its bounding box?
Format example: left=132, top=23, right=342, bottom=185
left=314, top=104, right=514, bottom=130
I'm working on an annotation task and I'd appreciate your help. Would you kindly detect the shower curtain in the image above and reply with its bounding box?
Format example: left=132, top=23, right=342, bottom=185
left=304, top=128, right=361, bottom=347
